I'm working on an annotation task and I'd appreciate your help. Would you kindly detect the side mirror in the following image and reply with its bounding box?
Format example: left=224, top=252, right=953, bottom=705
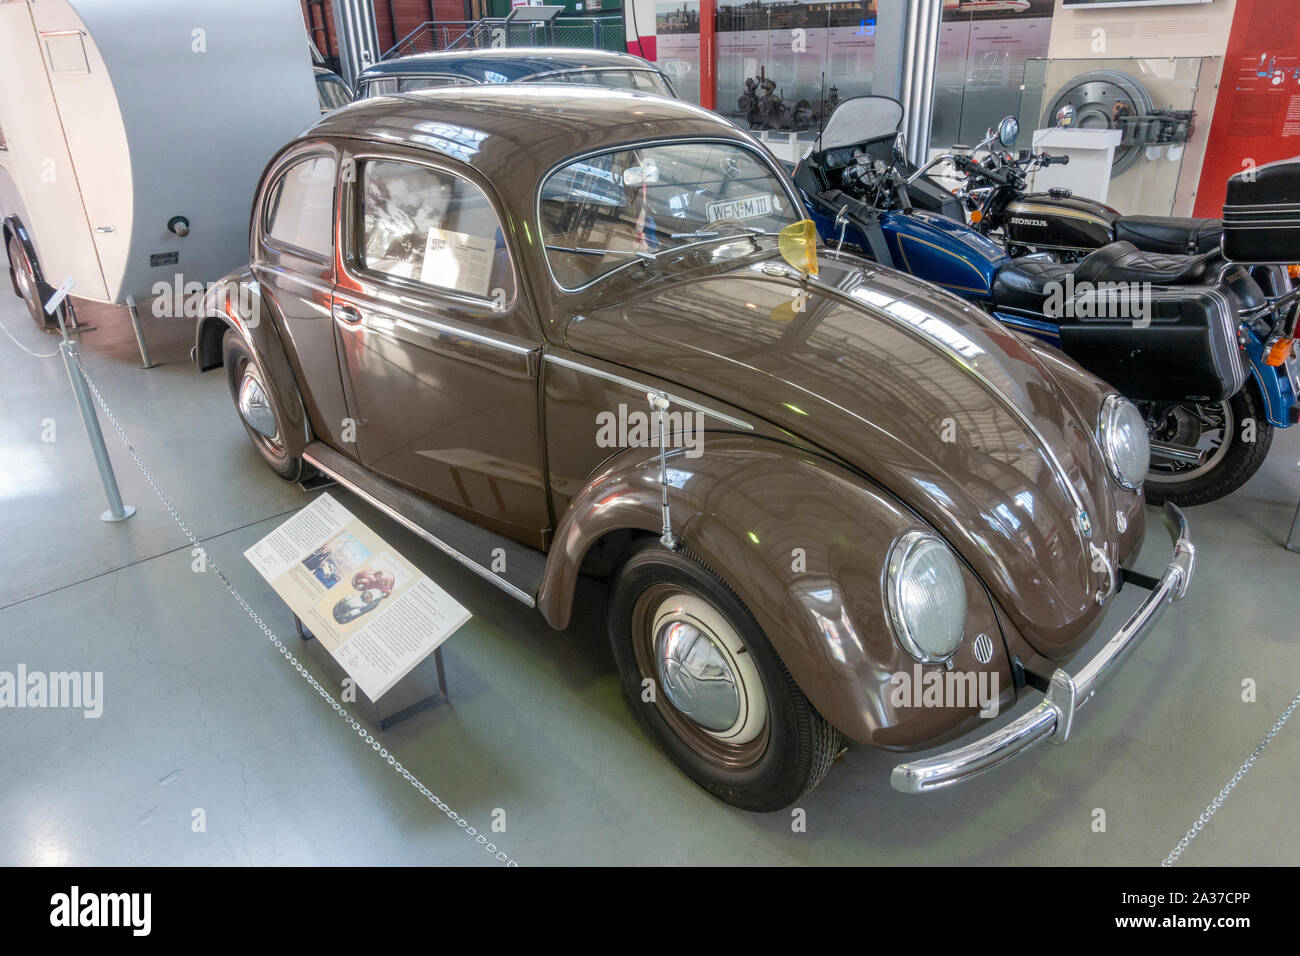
left=998, top=115, right=1020, bottom=148
left=778, top=220, right=819, bottom=277
left=892, top=131, right=908, bottom=165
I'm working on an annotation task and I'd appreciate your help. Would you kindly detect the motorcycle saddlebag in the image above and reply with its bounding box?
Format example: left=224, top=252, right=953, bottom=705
left=1057, top=281, right=1248, bottom=402
left=1222, top=156, right=1300, bottom=263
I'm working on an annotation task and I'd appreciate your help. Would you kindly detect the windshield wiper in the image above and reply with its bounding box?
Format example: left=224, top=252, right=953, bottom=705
left=669, top=225, right=770, bottom=241
left=544, top=244, right=657, bottom=264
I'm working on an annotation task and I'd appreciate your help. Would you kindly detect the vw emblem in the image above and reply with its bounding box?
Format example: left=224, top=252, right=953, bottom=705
left=972, top=633, right=994, bottom=665
left=1076, top=510, right=1093, bottom=538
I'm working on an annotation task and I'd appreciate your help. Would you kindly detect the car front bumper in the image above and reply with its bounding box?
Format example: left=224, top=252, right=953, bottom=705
left=890, top=502, right=1195, bottom=794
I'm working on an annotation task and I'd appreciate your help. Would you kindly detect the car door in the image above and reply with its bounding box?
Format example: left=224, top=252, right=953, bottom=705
left=251, top=143, right=353, bottom=452
left=332, top=146, right=549, bottom=547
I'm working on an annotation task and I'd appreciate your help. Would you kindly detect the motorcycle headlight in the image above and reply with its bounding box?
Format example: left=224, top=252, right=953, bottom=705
left=1099, top=394, right=1150, bottom=491
left=886, top=532, right=967, bottom=663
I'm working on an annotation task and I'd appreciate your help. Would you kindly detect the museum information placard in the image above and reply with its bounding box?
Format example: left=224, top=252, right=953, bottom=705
left=244, top=493, right=470, bottom=700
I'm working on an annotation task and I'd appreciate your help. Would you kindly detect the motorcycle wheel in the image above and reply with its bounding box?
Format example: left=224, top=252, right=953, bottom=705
left=1140, top=384, right=1273, bottom=507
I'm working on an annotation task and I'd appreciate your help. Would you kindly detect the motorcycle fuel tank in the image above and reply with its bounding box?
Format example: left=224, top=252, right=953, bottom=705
left=1004, top=194, right=1120, bottom=252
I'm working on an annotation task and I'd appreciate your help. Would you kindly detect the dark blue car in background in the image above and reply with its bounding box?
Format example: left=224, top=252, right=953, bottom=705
left=353, top=47, right=677, bottom=100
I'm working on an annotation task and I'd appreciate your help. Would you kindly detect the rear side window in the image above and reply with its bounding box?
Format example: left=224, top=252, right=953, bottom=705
left=362, top=77, right=398, bottom=97
left=531, top=69, right=673, bottom=97
left=359, top=160, right=515, bottom=306
left=399, top=76, right=464, bottom=91
left=265, top=155, right=336, bottom=258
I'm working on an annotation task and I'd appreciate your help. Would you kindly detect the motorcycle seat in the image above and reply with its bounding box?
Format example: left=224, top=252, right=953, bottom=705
left=991, top=258, right=1074, bottom=311
left=1073, top=241, right=1224, bottom=286
left=1114, top=215, right=1222, bottom=255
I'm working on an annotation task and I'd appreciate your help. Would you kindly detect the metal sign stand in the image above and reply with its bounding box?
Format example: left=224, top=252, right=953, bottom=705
left=1287, top=498, right=1300, bottom=554
left=50, top=281, right=135, bottom=523
left=294, top=614, right=449, bottom=730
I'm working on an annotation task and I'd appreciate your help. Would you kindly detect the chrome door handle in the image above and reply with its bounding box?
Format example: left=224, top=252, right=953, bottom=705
left=331, top=302, right=362, bottom=325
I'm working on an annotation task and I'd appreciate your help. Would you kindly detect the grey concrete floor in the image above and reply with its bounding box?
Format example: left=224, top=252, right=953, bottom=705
left=1, top=291, right=1298, bottom=866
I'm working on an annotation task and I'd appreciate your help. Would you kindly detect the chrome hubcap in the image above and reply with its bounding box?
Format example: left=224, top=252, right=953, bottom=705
left=237, top=368, right=280, bottom=445
left=655, top=621, right=741, bottom=732
left=648, top=593, right=767, bottom=745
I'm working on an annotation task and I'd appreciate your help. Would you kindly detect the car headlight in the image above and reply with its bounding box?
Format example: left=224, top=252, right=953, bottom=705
left=886, top=532, right=967, bottom=663
left=1099, top=394, right=1150, bottom=491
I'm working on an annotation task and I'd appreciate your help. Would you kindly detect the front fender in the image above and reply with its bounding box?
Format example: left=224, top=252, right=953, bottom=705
left=539, top=435, right=1014, bottom=748
left=193, top=268, right=310, bottom=459
left=1246, top=347, right=1296, bottom=429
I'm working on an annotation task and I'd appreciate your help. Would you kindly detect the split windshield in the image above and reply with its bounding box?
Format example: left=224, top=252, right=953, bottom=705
left=539, top=141, right=797, bottom=289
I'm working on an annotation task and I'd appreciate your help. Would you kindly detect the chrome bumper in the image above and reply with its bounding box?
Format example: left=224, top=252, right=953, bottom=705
left=891, top=502, right=1195, bottom=794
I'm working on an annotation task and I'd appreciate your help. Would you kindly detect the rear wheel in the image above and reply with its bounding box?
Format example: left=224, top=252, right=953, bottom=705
left=607, top=540, right=840, bottom=812
left=7, top=234, right=49, bottom=329
left=1141, top=384, right=1273, bottom=506
left=222, top=330, right=302, bottom=480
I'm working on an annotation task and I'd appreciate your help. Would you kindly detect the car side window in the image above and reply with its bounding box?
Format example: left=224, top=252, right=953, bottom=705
left=265, top=155, right=336, bottom=259
left=359, top=160, right=515, bottom=307
left=363, top=77, right=398, bottom=97
left=398, top=76, right=462, bottom=91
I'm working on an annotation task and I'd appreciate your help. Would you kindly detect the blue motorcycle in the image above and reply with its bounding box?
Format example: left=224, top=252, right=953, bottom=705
left=793, top=95, right=1300, bottom=506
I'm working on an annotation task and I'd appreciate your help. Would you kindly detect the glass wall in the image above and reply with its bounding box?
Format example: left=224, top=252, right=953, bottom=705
left=657, top=0, right=877, bottom=131
left=930, top=0, right=1055, bottom=150
left=1017, top=56, right=1206, bottom=216
left=656, top=2, right=703, bottom=104
left=715, top=1, right=877, bottom=131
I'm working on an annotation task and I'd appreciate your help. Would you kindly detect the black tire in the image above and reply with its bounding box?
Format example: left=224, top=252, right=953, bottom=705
left=1143, top=383, right=1274, bottom=507
left=607, top=540, right=840, bottom=812
left=221, top=330, right=302, bottom=481
left=7, top=233, right=50, bottom=330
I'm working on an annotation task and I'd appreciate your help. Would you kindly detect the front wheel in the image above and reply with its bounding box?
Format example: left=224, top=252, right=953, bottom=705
left=607, top=540, right=840, bottom=812
left=1140, top=384, right=1273, bottom=507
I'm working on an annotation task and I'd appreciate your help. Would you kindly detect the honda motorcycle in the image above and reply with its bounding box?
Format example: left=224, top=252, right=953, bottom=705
left=947, top=120, right=1223, bottom=261
left=793, top=96, right=1300, bottom=505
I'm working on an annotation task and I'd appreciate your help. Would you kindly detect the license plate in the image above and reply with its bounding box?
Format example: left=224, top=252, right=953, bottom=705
left=706, top=193, right=773, bottom=222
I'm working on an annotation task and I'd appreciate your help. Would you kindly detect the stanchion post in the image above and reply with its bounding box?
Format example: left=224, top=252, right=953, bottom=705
left=126, top=294, right=156, bottom=369
left=49, top=283, right=136, bottom=523
left=1287, top=498, right=1300, bottom=553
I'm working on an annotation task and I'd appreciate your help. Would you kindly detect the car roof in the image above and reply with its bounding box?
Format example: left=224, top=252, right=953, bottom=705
left=306, top=85, right=751, bottom=181
left=356, top=47, right=664, bottom=83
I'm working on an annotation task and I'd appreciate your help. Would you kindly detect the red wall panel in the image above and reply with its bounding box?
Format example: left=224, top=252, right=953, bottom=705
left=1194, top=0, right=1300, bottom=216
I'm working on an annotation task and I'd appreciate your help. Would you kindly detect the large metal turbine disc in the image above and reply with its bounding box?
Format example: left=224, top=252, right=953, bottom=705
left=1043, top=70, right=1154, bottom=177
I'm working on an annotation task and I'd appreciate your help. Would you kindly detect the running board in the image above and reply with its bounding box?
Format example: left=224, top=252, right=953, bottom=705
left=301, top=442, right=543, bottom=607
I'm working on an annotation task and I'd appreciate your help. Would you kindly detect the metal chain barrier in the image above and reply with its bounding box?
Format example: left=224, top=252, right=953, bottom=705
left=1162, top=687, right=1300, bottom=866
left=0, top=312, right=60, bottom=358
left=69, top=349, right=517, bottom=866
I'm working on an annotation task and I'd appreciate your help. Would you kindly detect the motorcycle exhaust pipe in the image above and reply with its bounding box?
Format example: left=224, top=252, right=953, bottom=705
left=1150, top=441, right=1208, bottom=466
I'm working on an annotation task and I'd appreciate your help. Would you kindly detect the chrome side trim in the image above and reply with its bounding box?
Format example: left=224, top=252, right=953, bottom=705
left=302, top=451, right=537, bottom=607
left=891, top=502, right=1194, bottom=793
left=544, top=354, right=754, bottom=431
left=360, top=303, right=537, bottom=355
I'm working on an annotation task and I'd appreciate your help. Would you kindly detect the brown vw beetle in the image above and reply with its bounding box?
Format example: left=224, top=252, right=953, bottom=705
left=195, top=86, right=1195, bottom=810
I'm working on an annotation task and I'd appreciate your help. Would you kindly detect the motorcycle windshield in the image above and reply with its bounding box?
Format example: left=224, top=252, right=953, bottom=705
left=820, top=96, right=903, bottom=150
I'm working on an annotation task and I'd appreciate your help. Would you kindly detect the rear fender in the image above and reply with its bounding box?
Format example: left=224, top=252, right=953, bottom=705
left=194, top=268, right=310, bottom=458
left=538, top=435, right=1014, bottom=747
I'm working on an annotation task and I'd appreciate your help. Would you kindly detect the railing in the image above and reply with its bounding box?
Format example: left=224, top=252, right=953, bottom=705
left=383, top=16, right=626, bottom=60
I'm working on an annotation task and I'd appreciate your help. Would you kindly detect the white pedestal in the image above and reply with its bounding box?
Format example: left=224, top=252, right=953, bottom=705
left=1029, top=128, right=1122, bottom=204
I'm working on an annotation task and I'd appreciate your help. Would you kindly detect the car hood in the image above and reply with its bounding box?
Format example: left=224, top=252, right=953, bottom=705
left=563, top=252, right=1125, bottom=651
